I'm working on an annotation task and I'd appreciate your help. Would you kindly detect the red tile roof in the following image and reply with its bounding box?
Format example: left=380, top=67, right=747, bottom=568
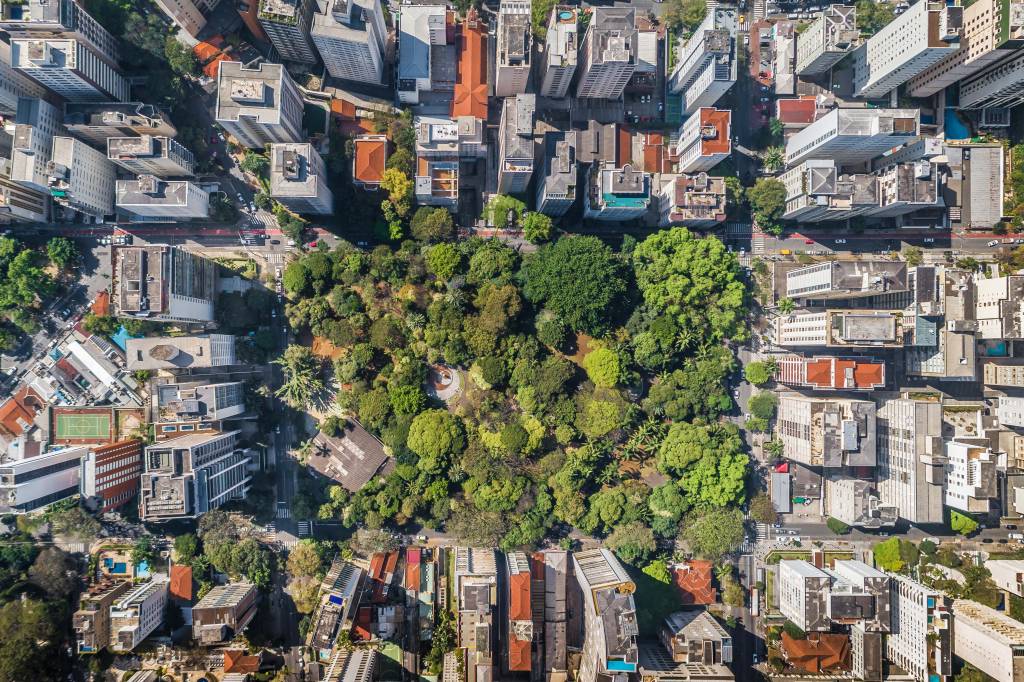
left=223, top=649, right=263, bottom=674
left=781, top=633, right=850, bottom=673
left=91, top=290, right=110, bottom=317
left=780, top=356, right=885, bottom=390
left=405, top=547, right=421, bottom=591
left=509, top=570, right=531, bottom=621
left=672, top=560, right=717, bottom=605
left=353, top=605, right=373, bottom=641
left=451, top=18, right=488, bottom=120
left=776, top=97, right=818, bottom=125
left=354, top=136, right=388, bottom=185
left=617, top=125, right=633, bottom=166
left=170, top=565, right=192, bottom=601
left=699, top=108, right=731, bottom=156
left=0, top=386, right=42, bottom=438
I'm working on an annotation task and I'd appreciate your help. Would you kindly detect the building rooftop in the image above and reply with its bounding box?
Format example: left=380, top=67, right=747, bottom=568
left=308, top=419, right=392, bottom=492
left=270, top=143, right=323, bottom=198
left=451, top=17, right=487, bottom=120
left=216, top=61, right=288, bottom=125
left=781, top=632, right=850, bottom=673
left=259, top=0, right=302, bottom=22
left=125, top=334, right=235, bottom=370
left=541, top=131, right=577, bottom=197
left=832, top=311, right=898, bottom=343
left=398, top=4, right=446, bottom=82
left=777, top=356, right=886, bottom=390
left=194, top=582, right=256, bottom=610
left=663, top=610, right=730, bottom=644
left=116, top=176, right=192, bottom=208
left=775, top=97, right=818, bottom=125
left=108, top=136, right=170, bottom=161
left=353, top=135, right=388, bottom=185
left=595, top=163, right=650, bottom=209
left=698, top=108, right=731, bottom=156
left=664, top=173, right=727, bottom=224
left=671, top=560, right=716, bottom=605
left=586, top=7, right=636, bottom=67
left=546, top=6, right=578, bottom=67
left=64, top=102, right=174, bottom=133
left=501, top=94, right=536, bottom=163
left=498, top=2, right=530, bottom=67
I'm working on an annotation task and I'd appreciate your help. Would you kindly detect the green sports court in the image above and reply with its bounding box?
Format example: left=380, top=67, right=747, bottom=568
left=54, top=411, right=111, bottom=441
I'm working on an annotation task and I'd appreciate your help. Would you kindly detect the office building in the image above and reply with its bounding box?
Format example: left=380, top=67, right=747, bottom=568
left=495, top=0, right=530, bottom=96
left=413, top=116, right=468, bottom=209
left=942, top=142, right=1004, bottom=231
left=573, top=549, right=638, bottom=682
left=786, top=260, right=908, bottom=300
left=113, top=245, right=217, bottom=323
left=109, top=576, right=169, bottom=652
left=496, top=94, right=535, bottom=195
left=853, top=1, right=962, bottom=98
left=215, top=61, right=304, bottom=149
left=0, top=164, right=49, bottom=223
left=575, top=7, right=636, bottom=100
left=976, top=275, right=1024, bottom=339
left=74, top=578, right=133, bottom=654
left=779, top=560, right=891, bottom=635
left=269, top=142, right=333, bottom=214
left=675, top=107, right=731, bottom=173
left=583, top=162, right=651, bottom=221
left=47, top=135, right=116, bottom=218
left=658, top=173, right=727, bottom=228
left=795, top=5, right=858, bottom=75
left=824, top=475, right=897, bottom=529
left=775, top=396, right=876, bottom=467
left=960, top=49, right=1024, bottom=109
left=126, top=334, right=237, bottom=371
left=780, top=159, right=867, bottom=222
left=0, top=444, right=85, bottom=512
left=540, top=6, right=578, bottom=98
left=659, top=610, right=732, bottom=665
left=154, top=381, right=247, bottom=438
left=953, top=599, right=1024, bottom=682
left=12, top=38, right=129, bottom=101
left=192, top=582, right=259, bottom=644
left=64, top=102, right=177, bottom=147
left=775, top=355, right=885, bottom=391
left=779, top=561, right=831, bottom=632
left=453, top=547, right=498, bottom=682
left=944, top=440, right=997, bottom=514
left=396, top=3, right=447, bottom=105
left=258, top=0, right=317, bottom=63
left=311, top=0, right=387, bottom=84
left=985, top=362, right=1024, bottom=387
left=116, top=175, right=209, bottom=221
left=80, top=440, right=143, bottom=513
left=0, top=41, right=48, bottom=116
left=0, top=0, right=121, bottom=65
left=1000, top=397, right=1024, bottom=428
left=887, top=576, right=952, bottom=682
left=107, top=136, right=194, bottom=178
left=877, top=398, right=946, bottom=525
left=9, top=97, right=62, bottom=193
left=785, top=108, right=919, bottom=167
left=986, top=560, right=1024, bottom=598
left=870, top=161, right=942, bottom=217
left=668, top=7, right=737, bottom=113
left=536, top=130, right=577, bottom=217
left=139, top=430, right=253, bottom=521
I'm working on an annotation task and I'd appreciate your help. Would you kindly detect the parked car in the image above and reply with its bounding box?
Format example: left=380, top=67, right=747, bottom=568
left=835, top=238, right=846, bottom=244
left=988, top=240, right=1000, bottom=247
left=1010, top=533, right=1024, bottom=540
left=923, top=237, right=935, bottom=243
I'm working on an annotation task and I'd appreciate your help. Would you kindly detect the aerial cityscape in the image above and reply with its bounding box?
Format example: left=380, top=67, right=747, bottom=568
left=1, top=0, right=1024, bottom=679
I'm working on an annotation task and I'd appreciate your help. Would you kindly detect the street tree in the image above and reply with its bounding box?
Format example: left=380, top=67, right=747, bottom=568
left=274, top=344, right=325, bottom=408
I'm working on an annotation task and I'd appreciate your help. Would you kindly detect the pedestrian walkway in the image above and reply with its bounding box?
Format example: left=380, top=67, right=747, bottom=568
left=297, top=520, right=312, bottom=537
left=753, top=0, right=767, bottom=20
left=752, top=234, right=767, bottom=254
left=277, top=506, right=291, bottom=519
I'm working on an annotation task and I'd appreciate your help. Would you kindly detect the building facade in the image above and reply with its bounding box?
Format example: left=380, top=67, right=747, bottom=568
left=0, top=444, right=86, bottom=512
left=80, top=440, right=143, bottom=513
left=116, top=176, right=210, bottom=221
left=575, top=7, right=636, bottom=100
left=536, top=130, right=577, bottom=217
left=675, top=107, right=731, bottom=173
left=877, top=398, right=946, bottom=525
left=794, top=5, right=858, bottom=75
left=573, top=549, right=638, bottom=682
left=270, top=142, right=334, bottom=214
left=496, top=94, right=535, bottom=195
left=311, top=0, right=387, bottom=84
left=258, top=0, right=318, bottom=63
left=109, top=577, right=169, bottom=652
left=9, top=96, right=63, bottom=193
left=113, top=245, right=217, bottom=323
left=495, top=0, right=530, bottom=96
left=107, top=136, right=194, bottom=177
left=785, top=108, right=919, bottom=168
left=540, top=7, right=578, bottom=98
left=12, top=38, right=129, bottom=101
left=215, top=61, right=304, bottom=149
left=63, top=102, right=177, bottom=147
left=47, top=135, right=117, bottom=218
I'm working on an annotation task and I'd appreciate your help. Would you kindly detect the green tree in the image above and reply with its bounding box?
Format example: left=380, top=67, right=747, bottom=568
left=380, top=168, right=413, bottom=214
left=657, top=421, right=743, bottom=477
left=724, top=176, right=745, bottom=208
left=484, top=194, right=527, bottom=229
left=582, top=347, right=621, bottom=388
left=749, top=492, right=777, bottom=524
left=274, top=344, right=325, bottom=408
left=46, top=237, right=78, bottom=270
left=762, top=146, right=785, bottom=172
left=389, top=384, right=426, bottom=415
left=642, top=559, right=672, bottom=583
left=174, top=533, right=199, bottom=564
left=605, top=521, right=657, bottom=565
left=286, top=540, right=323, bottom=578
left=164, top=36, right=198, bottom=76
left=240, top=151, right=269, bottom=176
left=827, top=517, right=851, bottom=535
left=748, top=178, right=787, bottom=234
left=950, top=509, right=980, bottom=536
left=0, top=598, right=65, bottom=682
left=903, top=246, right=924, bottom=266
left=282, top=261, right=310, bottom=296
left=680, top=448, right=749, bottom=508
left=778, top=297, right=795, bottom=313
left=48, top=505, right=101, bottom=540
left=426, top=242, right=461, bottom=280
left=748, top=391, right=778, bottom=419
left=855, top=0, right=895, bottom=35
left=522, top=212, right=553, bottom=243
left=744, top=359, right=776, bottom=386
left=648, top=481, right=689, bottom=536
left=769, top=118, right=785, bottom=139
left=131, top=535, right=157, bottom=567
left=681, top=508, right=745, bottom=560
left=873, top=537, right=904, bottom=572
left=410, top=206, right=455, bottom=242
left=408, top=410, right=466, bottom=474
left=664, top=0, right=708, bottom=36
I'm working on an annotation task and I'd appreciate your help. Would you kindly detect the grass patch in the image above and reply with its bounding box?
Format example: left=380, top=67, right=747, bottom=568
left=628, top=564, right=680, bottom=637
left=765, top=569, right=775, bottom=610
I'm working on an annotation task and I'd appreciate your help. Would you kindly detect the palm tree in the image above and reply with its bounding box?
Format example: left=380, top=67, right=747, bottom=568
left=777, top=297, right=795, bottom=314
left=769, top=118, right=785, bottom=139
left=273, top=344, right=325, bottom=408
left=762, top=146, right=785, bottom=172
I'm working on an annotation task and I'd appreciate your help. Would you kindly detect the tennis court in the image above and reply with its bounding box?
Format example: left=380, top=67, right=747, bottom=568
left=55, top=412, right=111, bottom=440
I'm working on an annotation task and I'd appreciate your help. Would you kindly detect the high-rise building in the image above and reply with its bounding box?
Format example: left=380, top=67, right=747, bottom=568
left=668, top=7, right=737, bottom=113
left=536, top=130, right=577, bottom=217
left=887, top=576, right=952, bottom=682
left=824, top=475, right=897, bottom=529
left=47, top=135, right=117, bottom=218
left=258, top=0, right=318, bottom=63
left=269, top=142, right=334, bottom=214
left=573, top=549, right=638, bottom=682
left=496, top=94, right=535, bottom=195
left=877, top=398, right=945, bottom=525
left=109, top=577, right=169, bottom=652
left=396, top=3, right=447, bottom=105
left=575, top=7, right=636, bottom=100
left=779, top=159, right=875, bottom=221
left=139, top=431, right=253, bottom=521
left=785, top=260, right=908, bottom=301
left=116, top=175, right=210, bottom=221
left=107, top=136, right=194, bottom=177
left=9, top=97, right=62, bottom=193
left=153, top=381, right=247, bottom=438
left=126, top=334, right=236, bottom=371
left=775, top=396, right=876, bottom=467
left=152, top=0, right=207, bottom=37
left=785, top=108, right=919, bottom=167
left=953, top=600, right=1024, bottom=682
left=540, top=6, right=578, bottom=98
left=0, top=444, right=86, bottom=512
left=944, top=440, right=997, bottom=514
left=453, top=547, right=498, bottom=682
left=74, top=579, right=133, bottom=654
left=794, top=5, right=858, bottom=75
left=999, top=396, right=1024, bottom=428
left=311, top=0, right=387, bottom=84
left=778, top=560, right=831, bottom=632
left=583, top=162, right=651, bottom=221
left=113, top=245, right=217, bottom=323
left=495, top=0, right=531, bottom=97
left=852, top=0, right=962, bottom=98
left=675, top=107, right=731, bottom=173
left=0, top=0, right=121, bottom=65
left=0, top=40, right=48, bottom=116
left=12, top=38, right=129, bottom=101
left=984, top=362, right=1024, bottom=387
left=960, top=49, right=1024, bottom=109
left=658, top=173, right=727, bottom=228
left=80, top=440, right=143, bottom=513
left=0, top=164, right=49, bottom=223
left=63, top=102, right=177, bottom=148
left=192, top=582, right=259, bottom=645
left=215, top=61, right=304, bottom=149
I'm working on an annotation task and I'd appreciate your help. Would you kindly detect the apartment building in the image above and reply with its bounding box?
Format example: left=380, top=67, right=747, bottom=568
left=107, top=136, right=194, bottom=177
left=0, top=166, right=49, bottom=223
left=126, top=334, right=237, bottom=371
left=0, top=443, right=85, bottom=512
left=953, top=600, right=1024, bottom=682
left=986, top=560, right=1024, bottom=598
left=110, top=576, right=169, bottom=652
left=496, top=94, right=535, bottom=195
left=852, top=0, right=962, bottom=98
left=795, top=5, right=858, bottom=75
left=976, top=275, right=1024, bottom=339
left=74, top=578, right=133, bottom=654
left=543, top=551, right=569, bottom=679
left=153, top=381, right=247, bottom=438
left=573, top=549, right=638, bottom=682
left=495, top=0, right=531, bottom=96
left=258, top=0, right=317, bottom=63
left=413, top=115, right=483, bottom=209
left=776, top=355, right=885, bottom=391
left=658, top=173, right=727, bottom=228
left=540, top=6, right=578, bottom=98
left=960, top=48, right=1024, bottom=109
left=47, top=135, right=116, bottom=218
left=659, top=610, right=732, bottom=665
left=575, top=7, right=636, bottom=100
left=9, top=97, right=62, bottom=193
left=311, top=0, right=387, bottom=84
left=944, top=440, right=997, bottom=514
left=985, top=362, right=1024, bottom=387
left=824, top=475, right=897, bottom=529
left=786, top=260, right=908, bottom=301
left=775, top=396, right=876, bottom=467
left=152, top=0, right=208, bottom=36
left=269, top=143, right=334, bottom=214
left=396, top=3, right=447, bottom=105
left=113, top=245, right=217, bottom=323
left=453, top=547, right=498, bottom=682
left=668, top=7, right=737, bottom=113
left=12, top=38, right=129, bottom=101
left=779, top=560, right=891, bottom=637
left=583, top=162, right=651, bottom=221
left=64, top=102, right=177, bottom=147
left=536, top=130, right=577, bottom=217
left=785, top=108, right=919, bottom=167
left=876, top=398, right=946, bottom=525
left=192, top=582, right=259, bottom=644
left=139, top=430, right=253, bottom=521
left=999, top=397, right=1024, bottom=428
left=778, top=561, right=831, bottom=632
left=675, top=107, right=731, bottom=173
left=887, top=575, right=952, bottom=682
left=0, top=41, right=47, bottom=116
left=116, top=176, right=210, bottom=221
left=80, top=440, right=143, bottom=513
left=0, top=0, right=121, bottom=65
left=779, top=159, right=873, bottom=222
left=215, top=61, right=304, bottom=149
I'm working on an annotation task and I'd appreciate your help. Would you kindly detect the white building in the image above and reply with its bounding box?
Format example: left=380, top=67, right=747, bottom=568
left=953, top=599, right=1024, bottom=682
left=575, top=7, right=636, bottom=100
left=986, top=560, right=1024, bottom=598
left=269, top=143, right=333, bottom=215
left=116, top=176, right=210, bottom=221
left=311, top=0, right=387, bottom=84
left=675, top=107, right=731, bottom=173
left=107, top=136, right=194, bottom=178
left=852, top=0, right=962, bottom=98
left=494, top=0, right=530, bottom=97
left=539, top=6, right=578, bottom=98
left=943, top=440, right=997, bottom=514
left=496, top=94, right=535, bottom=195
left=572, top=549, right=639, bottom=682
left=0, top=0, right=122, bottom=66
left=583, top=162, right=651, bottom=221
left=785, top=108, right=919, bottom=167
left=0, top=170, right=49, bottom=223
left=110, top=577, right=169, bottom=652
left=9, top=97, right=63, bottom=192
left=536, top=130, right=576, bottom=217
left=775, top=396, right=876, bottom=467
left=152, top=0, right=206, bottom=37
left=215, top=61, right=303, bottom=149
left=999, top=397, right=1024, bottom=428
left=126, top=334, right=236, bottom=371
left=887, top=575, right=952, bottom=682
left=12, top=38, right=129, bottom=102
left=63, top=101, right=177, bottom=147
left=975, top=275, right=1024, bottom=339
left=658, top=173, right=727, bottom=228
left=795, top=5, right=858, bottom=76
left=257, top=0, right=318, bottom=63
left=396, top=3, right=447, bottom=105
left=778, top=560, right=830, bottom=632
left=0, top=41, right=48, bottom=116
left=785, top=260, right=908, bottom=301
left=453, top=547, right=498, bottom=682
left=668, top=7, right=737, bottom=113
left=113, top=245, right=217, bottom=323
left=877, top=398, right=946, bottom=525
left=0, top=443, right=86, bottom=513
left=960, top=49, right=1024, bottom=109
left=47, top=135, right=116, bottom=218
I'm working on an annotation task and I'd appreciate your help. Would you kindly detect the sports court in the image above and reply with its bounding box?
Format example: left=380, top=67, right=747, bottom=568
left=54, top=411, right=112, bottom=441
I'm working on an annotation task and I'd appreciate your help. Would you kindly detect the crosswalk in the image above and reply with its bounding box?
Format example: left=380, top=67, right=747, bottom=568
left=753, top=0, right=767, bottom=20
left=755, top=523, right=769, bottom=543
left=752, top=234, right=767, bottom=254
left=297, top=521, right=312, bottom=537
left=277, top=505, right=291, bottom=519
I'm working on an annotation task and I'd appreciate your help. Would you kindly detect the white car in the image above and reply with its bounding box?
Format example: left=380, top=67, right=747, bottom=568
left=835, top=238, right=846, bottom=244
left=988, top=240, right=1000, bottom=247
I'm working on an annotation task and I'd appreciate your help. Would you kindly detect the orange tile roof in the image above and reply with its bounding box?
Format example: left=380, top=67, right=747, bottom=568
left=0, top=386, right=42, bottom=438
left=672, top=560, right=717, bottom=605
left=353, top=605, right=373, bottom=641
left=509, top=636, right=531, bottom=672
left=509, top=571, right=531, bottom=621
left=91, top=290, right=110, bottom=317
left=802, top=357, right=885, bottom=389
left=776, top=97, right=817, bottom=124
left=405, top=547, right=421, bottom=591
left=223, top=649, right=262, bottom=674
left=203, top=54, right=230, bottom=79
left=170, top=565, right=192, bottom=601
left=781, top=632, right=850, bottom=673
left=451, top=20, right=488, bottom=120
left=617, top=125, right=633, bottom=166
left=699, top=108, right=731, bottom=156
left=331, top=97, right=357, bottom=120
left=354, top=137, right=388, bottom=185
left=643, top=132, right=666, bottom=174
